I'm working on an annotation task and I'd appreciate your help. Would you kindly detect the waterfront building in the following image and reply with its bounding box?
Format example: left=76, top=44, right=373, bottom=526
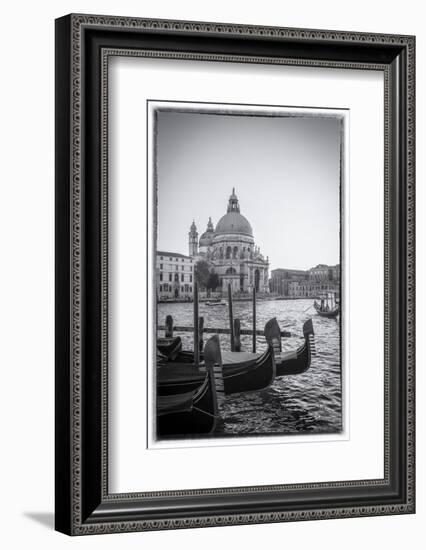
left=270, top=268, right=309, bottom=296
left=272, top=264, right=340, bottom=298
left=309, top=263, right=340, bottom=283
left=156, top=251, right=194, bottom=301
left=188, top=189, right=269, bottom=294
left=288, top=279, right=340, bottom=298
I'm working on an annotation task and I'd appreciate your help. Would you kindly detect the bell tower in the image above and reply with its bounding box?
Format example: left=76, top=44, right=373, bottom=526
left=188, top=220, right=198, bottom=256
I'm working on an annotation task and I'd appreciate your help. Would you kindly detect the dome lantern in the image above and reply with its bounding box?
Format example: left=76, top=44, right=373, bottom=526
left=227, top=187, right=240, bottom=213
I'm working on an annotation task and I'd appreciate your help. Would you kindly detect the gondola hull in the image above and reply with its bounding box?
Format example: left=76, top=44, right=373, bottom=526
left=157, top=371, right=217, bottom=437
left=156, top=336, right=221, bottom=438
left=158, top=318, right=314, bottom=393
left=158, top=346, right=275, bottom=396
left=158, top=364, right=204, bottom=396
left=221, top=347, right=275, bottom=394
left=275, top=319, right=315, bottom=376
left=157, top=336, right=182, bottom=360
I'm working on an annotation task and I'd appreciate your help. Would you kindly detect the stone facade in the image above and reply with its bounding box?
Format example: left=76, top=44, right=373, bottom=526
left=189, top=190, right=269, bottom=294
left=270, top=268, right=309, bottom=296
left=287, top=264, right=340, bottom=298
left=156, top=251, right=194, bottom=301
left=271, top=264, right=340, bottom=298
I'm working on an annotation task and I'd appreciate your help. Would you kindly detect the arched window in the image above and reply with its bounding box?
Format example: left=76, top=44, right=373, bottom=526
left=233, top=246, right=238, bottom=259
left=226, top=267, right=236, bottom=275
left=226, top=246, right=232, bottom=259
left=219, top=248, right=224, bottom=259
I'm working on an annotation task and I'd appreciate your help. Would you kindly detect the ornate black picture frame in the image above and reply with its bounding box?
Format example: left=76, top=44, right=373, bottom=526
left=55, top=14, right=415, bottom=535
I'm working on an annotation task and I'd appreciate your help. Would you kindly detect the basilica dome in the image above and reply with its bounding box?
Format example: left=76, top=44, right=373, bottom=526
left=215, top=211, right=253, bottom=237
left=214, top=189, right=253, bottom=237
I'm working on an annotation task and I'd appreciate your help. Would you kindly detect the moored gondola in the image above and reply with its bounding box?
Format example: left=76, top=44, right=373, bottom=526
left=157, top=320, right=278, bottom=395
left=158, top=318, right=315, bottom=392
left=157, top=335, right=223, bottom=438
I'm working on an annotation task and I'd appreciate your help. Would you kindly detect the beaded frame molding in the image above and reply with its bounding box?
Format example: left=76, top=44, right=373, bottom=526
left=55, top=14, right=415, bottom=535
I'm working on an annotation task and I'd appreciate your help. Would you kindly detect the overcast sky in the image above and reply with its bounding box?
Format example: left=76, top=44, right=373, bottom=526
left=156, top=109, right=341, bottom=271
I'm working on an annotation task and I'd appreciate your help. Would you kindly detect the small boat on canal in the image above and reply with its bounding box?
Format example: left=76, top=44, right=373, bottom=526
left=314, top=292, right=339, bottom=319
left=157, top=335, right=223, bottom=437
left=205, top=299, right=226, bottom=307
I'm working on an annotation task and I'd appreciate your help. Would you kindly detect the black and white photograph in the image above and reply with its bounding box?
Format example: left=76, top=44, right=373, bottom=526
left=151, top=101, right=346, bottom=443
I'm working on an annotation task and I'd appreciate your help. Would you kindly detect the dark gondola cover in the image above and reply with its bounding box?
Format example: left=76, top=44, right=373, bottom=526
left=157, top=336, right=182, bottom=361
left=156, top=335, right=222, bottom=438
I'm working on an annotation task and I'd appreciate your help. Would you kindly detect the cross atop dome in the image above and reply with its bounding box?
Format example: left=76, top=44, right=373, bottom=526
left=227, top=188, right=240, bottom=213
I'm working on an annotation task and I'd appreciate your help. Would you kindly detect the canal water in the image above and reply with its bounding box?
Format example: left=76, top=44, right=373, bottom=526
left=158, top=299, right=342, bottom=436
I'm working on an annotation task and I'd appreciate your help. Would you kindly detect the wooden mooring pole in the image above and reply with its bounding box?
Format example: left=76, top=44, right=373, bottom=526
left=252, top=286, right=257, bottom=353
left=228, top=284, right=235, bottom=351
left=194, top=282, right=199, bottom=366
left=165, top=315, right=173, bottom=337
left=234, top=319, right=241, bottom=352
left=199, top=316, right=204, bottom=352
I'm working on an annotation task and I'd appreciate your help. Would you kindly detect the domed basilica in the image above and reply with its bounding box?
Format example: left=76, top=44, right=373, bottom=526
left=189, top=189, right=270, bottom=294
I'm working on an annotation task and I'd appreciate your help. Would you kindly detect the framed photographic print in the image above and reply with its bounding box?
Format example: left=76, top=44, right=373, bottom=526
left=55, top=14, right=415, bottom=535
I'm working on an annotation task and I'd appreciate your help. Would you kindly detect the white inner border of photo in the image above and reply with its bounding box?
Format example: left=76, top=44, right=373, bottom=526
left=146, top=100, right=349, bottom=450
left=108, top=56, right=384, bottom=494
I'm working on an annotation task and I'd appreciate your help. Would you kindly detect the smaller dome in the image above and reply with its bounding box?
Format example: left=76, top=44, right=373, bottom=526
left=199, top=217, right=215, bottom=247
left=199, top=232, right=214, bottom=247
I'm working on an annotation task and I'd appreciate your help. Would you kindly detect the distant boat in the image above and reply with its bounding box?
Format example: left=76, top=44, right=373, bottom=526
left=205, top=300, right=226, bottom=307
left=314, top=292, right=339, bottom=319
left=157, top=335, right=222, bottom=437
